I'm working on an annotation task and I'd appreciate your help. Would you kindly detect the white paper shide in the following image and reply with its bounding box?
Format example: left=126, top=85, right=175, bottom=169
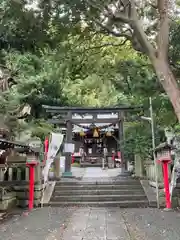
left=42, top=132, right=64, bottom=184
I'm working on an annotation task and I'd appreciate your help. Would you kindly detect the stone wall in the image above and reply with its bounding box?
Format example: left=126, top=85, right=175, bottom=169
left=144, top=160, right=174, bottom=208
left=0, top=192, right=16, bottom=211
left=14, top=181, right=43, bottom=208
left=144, top=160, right=172, bottom=183
left=0, top=163, right=44, bottom=210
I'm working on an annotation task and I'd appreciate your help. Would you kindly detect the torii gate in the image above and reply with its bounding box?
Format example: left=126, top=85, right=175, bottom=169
left=42, top=105, right=142, bottom=177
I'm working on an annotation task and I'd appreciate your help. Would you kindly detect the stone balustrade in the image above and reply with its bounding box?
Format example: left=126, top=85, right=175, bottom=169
left=0, top=161, right=44, bottom=210
left=144, top=160, right=172, bottom=184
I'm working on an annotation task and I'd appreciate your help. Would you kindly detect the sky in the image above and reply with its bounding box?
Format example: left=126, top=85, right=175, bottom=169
left=24, top=0, right=39, bottom=10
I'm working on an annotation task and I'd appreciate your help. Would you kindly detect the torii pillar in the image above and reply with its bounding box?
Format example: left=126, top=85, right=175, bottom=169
left=118, top=112, right=128, bottom=174
left=62, top=111, right=73, bottom=177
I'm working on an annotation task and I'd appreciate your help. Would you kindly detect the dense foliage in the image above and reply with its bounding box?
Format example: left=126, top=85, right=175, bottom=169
left=0, top=1, right=180, bottom=158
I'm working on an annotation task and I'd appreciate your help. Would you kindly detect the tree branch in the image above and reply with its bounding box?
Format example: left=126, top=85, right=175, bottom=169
left=125, top=0, right=157, bottom=58
left=157, top=0, right=170, bottom=59
left=104, top=4, right=132, bottom=24
left=93, top=17, right=132, bottom=39
left=83, top=40, right=129, bottom=51
left=86, top=0, right=156, bottom=57
left=149, top=3, right=158, bottom=9
left=88, top=0, right=132, bottom=24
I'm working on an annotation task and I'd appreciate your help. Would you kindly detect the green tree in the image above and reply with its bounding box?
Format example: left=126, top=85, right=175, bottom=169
left=51, top=0, right=180, bottom=122
left=3, top=49, right=69, bottom=118
left=0, top=1, right=178, bottom=150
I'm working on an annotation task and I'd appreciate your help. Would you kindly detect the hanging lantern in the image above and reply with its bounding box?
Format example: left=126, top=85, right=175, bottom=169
left=79, top=130, right=85, bottom=137
left=93, top=128, right=99, bottom=137
left=106, top=128, right=112, bottom=137
left=106, top=131, right=112, bottom=137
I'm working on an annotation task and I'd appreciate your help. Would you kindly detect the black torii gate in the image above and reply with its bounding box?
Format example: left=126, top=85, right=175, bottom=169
left=42, top=105, right=142, bottom=177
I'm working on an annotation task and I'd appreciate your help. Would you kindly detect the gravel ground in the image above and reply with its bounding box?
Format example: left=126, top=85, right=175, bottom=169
left=121, top=208, right=180, bottom=240
left=1, top=207, right=180, bottom=240
left=0, top=207, right=76, bottom=240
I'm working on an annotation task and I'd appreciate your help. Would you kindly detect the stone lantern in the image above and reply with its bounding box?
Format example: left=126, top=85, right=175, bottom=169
left=155, top=142, right=174, bottom=210
left=155, top=142, right=173, bottom=164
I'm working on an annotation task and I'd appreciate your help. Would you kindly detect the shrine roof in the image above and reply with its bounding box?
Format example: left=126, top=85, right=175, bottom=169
left=72, top=123, right=118, bottom=132
left=42, top=105, right=143, bottom=113
left=60, top=123, right=118, bottom=133
left=0, top=138, right=41, bottom=153
left=72, top=113, right=118, bottom=119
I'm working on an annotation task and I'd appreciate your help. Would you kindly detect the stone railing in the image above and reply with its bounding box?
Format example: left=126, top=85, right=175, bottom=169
left=144, top=160, right=172, bottom=185
left=0, top=161, right=44, bottom=210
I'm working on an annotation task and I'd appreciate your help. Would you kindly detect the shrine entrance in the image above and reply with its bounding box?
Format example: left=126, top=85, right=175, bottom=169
left=83, top=133, right=103, bottom=157
left=72, top=122, right=120, bottom=166
left=42, top=105, right=142, bottom=177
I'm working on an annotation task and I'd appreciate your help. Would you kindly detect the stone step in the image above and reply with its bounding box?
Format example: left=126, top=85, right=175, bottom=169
left=51, top=194, right=147, bottom=202
left=48, top=200, right=149, bottom=208
left=54, top=184, right=143, bottom=191
left=80, top=164, right=102, bottom=167
left=56, top=180, right=142, bottom=186
left=54, top=189, right=145, bottom=195
left=51, top=178, right=148, bottom=208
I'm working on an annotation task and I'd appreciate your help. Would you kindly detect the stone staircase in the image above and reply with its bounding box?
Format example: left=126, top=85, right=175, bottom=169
left=80, top=156, right=102, bottom=167
left=49, top=178, right=149, bottom=207
left=81, top=162, right=102, bottom=167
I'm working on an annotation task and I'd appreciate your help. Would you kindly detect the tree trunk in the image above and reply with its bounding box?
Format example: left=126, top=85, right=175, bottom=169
left=152, top=58, right=180, bottom=122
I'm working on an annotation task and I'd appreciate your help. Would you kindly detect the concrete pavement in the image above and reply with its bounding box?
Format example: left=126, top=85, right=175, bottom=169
left=1, top=207, right=180, bottom=240
left=0, top=167, right=176, bottom=239
left=71, top=166, right=123, bottom=179
left=82, top=167, right=122, bottom=179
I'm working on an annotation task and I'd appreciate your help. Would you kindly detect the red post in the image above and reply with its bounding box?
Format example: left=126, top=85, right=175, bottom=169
left=162, top=162, right=171, bottom=209
left=29, top=165, right=35, bottom=210
left=44, top=137, right=49, bottom=163
left=117, top=151, right=121, bottom=160
left=72, top=153, right=75, bottom=164
left=26, top=163, right=37, bottom=211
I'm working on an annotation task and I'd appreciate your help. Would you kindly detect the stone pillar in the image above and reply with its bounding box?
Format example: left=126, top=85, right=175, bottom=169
left=62, top=111, right=73, bottom=177
left=118, top=112, right=127, bottom=171
left=17, top=168, right=21, bottom=181
left=0, top=166, right=4, bottom=181
left=25, top=167, right=29, bottom=181
left=170, top=135, right=180, bottom=207
left=8, top=168, right=13, bottom=181
left=35, top=164, right=41, bottom=182
left=54, top=155, right=60, bottom=179
left=171, top=163, right=180, bottom=207
left=135, top=154, right=144, bottom=177
left=157, top=164, right=164, bottom=183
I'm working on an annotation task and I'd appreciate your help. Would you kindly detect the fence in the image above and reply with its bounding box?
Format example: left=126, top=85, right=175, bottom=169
left=0, top=159, right=44, bottom=210
left=144, top=160, right=172, bottom=183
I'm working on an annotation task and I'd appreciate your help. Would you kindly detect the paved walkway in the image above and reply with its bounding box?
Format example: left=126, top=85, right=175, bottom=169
left=1, top=207, right=180, bottom=240
left=42, top=167, right=125, bottom=204
left=82, top=167, right=122, bottom=179
left=72, top=167, right=122, bottom=179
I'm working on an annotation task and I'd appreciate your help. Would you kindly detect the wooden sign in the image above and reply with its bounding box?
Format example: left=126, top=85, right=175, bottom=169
left=28, top=138, right=42, bottom=149
left=64, top=143, right=75, bottom=153
left=7, top=155, right=26, bottom=164
left=26, top=153, right=38, bottom=164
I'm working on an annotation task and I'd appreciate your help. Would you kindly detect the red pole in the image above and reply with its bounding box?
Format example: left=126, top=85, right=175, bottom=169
left=29, top=164, right=35, bottom=211
left=117, top=151, right=121, bottom=159
left=44, top=137, right=49, bottom=164
left=162, top=162, right=171, bottom=209
left=72, top=153, right=75, bottom=164
left=44, top=137, right=49, bottom=152
left=112, top=153, right=115, bottom=161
